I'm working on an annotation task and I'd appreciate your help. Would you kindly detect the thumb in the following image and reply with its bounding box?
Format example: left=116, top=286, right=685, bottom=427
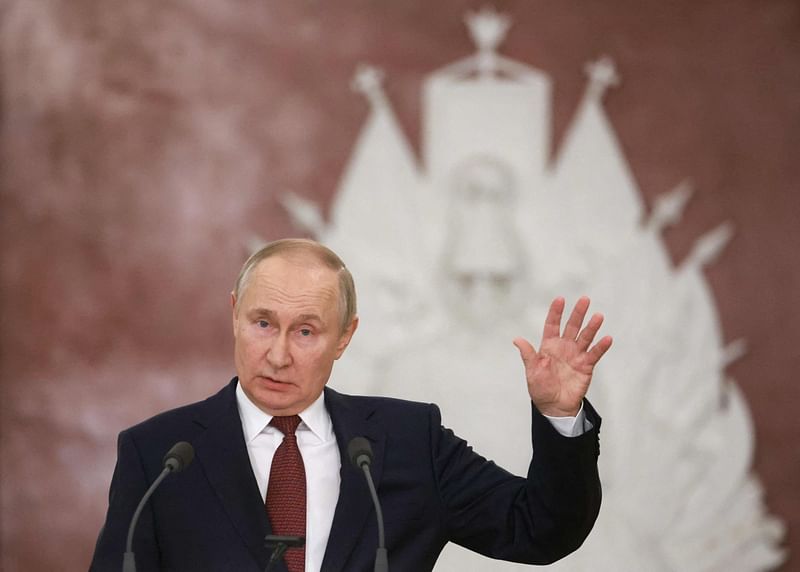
left=513, top=337, right=537, bottom=365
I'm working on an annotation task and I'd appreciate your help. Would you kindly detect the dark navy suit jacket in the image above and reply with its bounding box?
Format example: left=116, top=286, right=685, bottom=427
left=90, top=378, right=601, bottom=571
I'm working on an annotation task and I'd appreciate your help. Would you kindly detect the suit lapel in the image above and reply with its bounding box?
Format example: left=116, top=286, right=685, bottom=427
left=321, top=388, right=386, bottom=572
left=192, top=380, right=276, bottom=571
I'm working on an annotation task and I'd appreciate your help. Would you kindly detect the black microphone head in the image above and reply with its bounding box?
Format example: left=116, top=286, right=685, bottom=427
left=347, top=436, right=373, bottom=469
left=163, top=441, right=194, bottom=473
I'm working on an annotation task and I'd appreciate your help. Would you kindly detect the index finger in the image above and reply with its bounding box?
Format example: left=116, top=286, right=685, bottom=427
left=542, top=297, right=566, bottom=341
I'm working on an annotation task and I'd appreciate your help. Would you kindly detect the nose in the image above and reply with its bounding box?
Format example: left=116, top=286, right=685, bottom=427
left=266, top=333, right=292, bottom=369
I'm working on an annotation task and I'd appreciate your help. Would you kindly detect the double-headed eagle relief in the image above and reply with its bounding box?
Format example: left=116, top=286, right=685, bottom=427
left=279, top=7, right=784, bottom=571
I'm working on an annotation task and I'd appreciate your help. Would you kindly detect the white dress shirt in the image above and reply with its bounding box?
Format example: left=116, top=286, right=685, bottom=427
left=547, top=403, right=590, bottom=437
left=235, top=383, right=587, bottom=572
left=236, top=384, right=340, bottom=572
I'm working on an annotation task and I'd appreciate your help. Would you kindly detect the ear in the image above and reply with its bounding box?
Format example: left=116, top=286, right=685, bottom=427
left=334, top=316, right=359, bottom=359
left=230, top=292, right=238, bottom=334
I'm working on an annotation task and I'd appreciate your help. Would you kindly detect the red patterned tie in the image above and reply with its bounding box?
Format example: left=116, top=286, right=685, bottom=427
left=266, top=415, right=306, bottom=572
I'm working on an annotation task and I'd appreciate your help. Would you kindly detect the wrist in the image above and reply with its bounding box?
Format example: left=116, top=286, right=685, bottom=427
left=534, top=401, right=581, bottom=418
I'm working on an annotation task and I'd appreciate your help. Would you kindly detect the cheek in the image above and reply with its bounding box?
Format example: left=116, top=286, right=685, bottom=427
left=235, top=330, right=267, bottom=361
left=295, top=348, right=333, bottom=376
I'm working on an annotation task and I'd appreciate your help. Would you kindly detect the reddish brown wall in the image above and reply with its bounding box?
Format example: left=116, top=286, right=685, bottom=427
left=1, top=1, right=798, bottom=570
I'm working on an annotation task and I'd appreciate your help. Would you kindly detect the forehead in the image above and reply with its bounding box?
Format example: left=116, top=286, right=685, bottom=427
left=241, top=254, right=340, bottom=314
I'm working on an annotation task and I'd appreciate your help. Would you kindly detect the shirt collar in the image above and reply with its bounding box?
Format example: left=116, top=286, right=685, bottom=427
left=235, top=381, right=332, bottom=443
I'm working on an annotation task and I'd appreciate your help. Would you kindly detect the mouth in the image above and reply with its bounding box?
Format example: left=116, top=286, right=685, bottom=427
left=259, top=376, right=291, bottom=389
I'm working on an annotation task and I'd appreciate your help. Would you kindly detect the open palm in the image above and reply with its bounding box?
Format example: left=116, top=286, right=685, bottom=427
left=513, top=297, right=612, bottom=417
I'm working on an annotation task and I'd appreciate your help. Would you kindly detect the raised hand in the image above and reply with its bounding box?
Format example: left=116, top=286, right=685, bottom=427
left=513, top=297, right=612, bottom=417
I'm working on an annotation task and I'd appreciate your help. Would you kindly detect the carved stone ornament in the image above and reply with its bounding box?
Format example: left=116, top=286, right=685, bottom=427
left=278, top=8, right=785, bottom=571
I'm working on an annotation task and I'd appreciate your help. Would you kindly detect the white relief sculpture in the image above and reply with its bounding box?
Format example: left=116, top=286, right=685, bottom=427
left=439, top=155, right=530, bottom=327
left=280, top=7, right=785, bottom=570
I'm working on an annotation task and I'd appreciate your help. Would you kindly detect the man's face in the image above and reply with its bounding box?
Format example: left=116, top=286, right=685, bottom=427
left=232, top=254, right=357, bottom=415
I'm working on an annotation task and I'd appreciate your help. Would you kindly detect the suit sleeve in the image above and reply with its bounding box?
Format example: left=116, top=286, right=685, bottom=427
left=432, top=399, right=602, bottom=564
left=89, top=430, right=162, bottom=572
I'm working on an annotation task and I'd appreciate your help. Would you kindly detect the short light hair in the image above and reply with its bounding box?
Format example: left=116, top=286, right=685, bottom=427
left=233, top=238, right=357, bottom=332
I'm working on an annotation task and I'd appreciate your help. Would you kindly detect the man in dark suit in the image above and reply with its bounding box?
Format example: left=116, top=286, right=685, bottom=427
left=90, top=238, right=612, bottom=572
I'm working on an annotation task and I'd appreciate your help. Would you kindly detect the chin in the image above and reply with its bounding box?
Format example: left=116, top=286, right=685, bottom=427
left=256, top=392, right=294, bottom=411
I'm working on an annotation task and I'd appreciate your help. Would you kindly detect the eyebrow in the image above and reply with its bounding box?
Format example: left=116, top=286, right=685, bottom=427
left=248, top=308, right=276, bottom=319
left=296, top=313, right=323, bottom=324
left=248, top=309, right=323, bottom=324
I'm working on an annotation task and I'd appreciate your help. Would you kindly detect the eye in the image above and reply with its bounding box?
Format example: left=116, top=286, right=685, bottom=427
left=257, top=320, right=269, bottom=329
left=299, top=328, right=312, bottom=337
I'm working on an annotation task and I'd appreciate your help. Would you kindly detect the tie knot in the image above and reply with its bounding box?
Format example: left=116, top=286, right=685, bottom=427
left=271, top=415, right=302, bottom=436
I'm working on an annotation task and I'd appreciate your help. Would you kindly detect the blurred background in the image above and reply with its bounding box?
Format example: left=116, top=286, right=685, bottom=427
left=1, top=1, right=798, bottom=570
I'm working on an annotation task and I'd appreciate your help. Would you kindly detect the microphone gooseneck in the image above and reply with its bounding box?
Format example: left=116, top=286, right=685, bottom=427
left=347, top=437, right=388, bottom=572
left=123, top=441, right=195, bottom=572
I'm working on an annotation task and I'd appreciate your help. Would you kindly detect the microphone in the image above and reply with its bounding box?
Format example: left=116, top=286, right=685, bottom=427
left=123, top=441, right=195, bottom=572
left=348, top=437, right=388, bottom=572
left=162, top=441, right=194, bottom=473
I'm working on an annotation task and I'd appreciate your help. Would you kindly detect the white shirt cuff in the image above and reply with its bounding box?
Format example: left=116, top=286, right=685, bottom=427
left=543, top=402, right=592, bottom=437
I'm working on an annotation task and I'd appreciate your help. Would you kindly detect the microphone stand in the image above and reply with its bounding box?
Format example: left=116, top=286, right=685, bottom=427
left=123, top=467, right=172, bottom=572
left=122, top=441, right=194, bottom=572
left=348, top=437, right=388, bottom=572
left=264, top=534, right=305, bottom=572
left=360, top=463, right=388, bottom=572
